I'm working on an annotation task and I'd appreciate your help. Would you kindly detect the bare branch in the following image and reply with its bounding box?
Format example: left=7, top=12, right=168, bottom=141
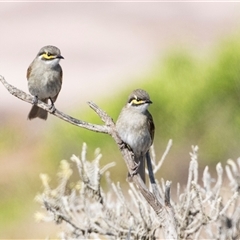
left=1, top=75, right=178, bottom=238
left=0, top=75, right=108, bottom=133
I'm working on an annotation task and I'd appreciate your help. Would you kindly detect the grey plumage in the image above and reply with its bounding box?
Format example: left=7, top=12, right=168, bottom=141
left=27, top=45, right=63, bottom=120
left=116, top=89, right=155, bottom=183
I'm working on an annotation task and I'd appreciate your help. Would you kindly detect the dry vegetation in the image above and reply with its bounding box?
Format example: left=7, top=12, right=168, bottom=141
left=35, top=143, right=240, bottom=239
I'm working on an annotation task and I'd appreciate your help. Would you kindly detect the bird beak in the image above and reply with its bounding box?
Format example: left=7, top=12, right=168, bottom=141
left=57, top=55, right=64, bottom=59
left=147, top=99, right=153, bottom=104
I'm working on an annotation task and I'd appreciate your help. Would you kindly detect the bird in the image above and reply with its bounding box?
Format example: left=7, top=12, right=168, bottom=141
left=116, top=89, right=155, bottom=183
left=27, top=45, right=64, bottom=120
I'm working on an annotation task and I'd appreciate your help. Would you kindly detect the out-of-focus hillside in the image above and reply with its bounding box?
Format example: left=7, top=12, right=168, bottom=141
left=1, top=2, right=240, bottom=239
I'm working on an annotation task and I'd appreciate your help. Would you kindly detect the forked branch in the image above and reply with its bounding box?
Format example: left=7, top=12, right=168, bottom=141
left=0, top=75, right=177, bottom=239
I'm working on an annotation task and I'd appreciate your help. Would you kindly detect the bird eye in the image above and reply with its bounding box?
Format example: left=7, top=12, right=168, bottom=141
left=47, top=52, right=51, bottom=56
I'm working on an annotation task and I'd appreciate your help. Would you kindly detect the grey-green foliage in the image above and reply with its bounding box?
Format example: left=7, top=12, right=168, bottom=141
left=144, top=41, right=240, bottom=164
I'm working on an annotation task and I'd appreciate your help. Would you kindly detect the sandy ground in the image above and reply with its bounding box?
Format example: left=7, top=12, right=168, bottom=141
left=1, top=2, right=240, bottom=238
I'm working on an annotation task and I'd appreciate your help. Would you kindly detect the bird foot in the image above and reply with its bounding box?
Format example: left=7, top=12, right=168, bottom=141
left=130, top=161, right=140, bottom=176
left=33, top=96, right=38, bottom=105
left=49, top=104, right=56, bottom=114
left=49, top=98, right=56, bottom=113
left=120, top=141, right=133, bottom=152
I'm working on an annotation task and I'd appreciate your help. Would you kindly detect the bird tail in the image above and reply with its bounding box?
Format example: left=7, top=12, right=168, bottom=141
left=127, top=155, right=145, bottom=183
left=28, top=99, right=48, bottom=120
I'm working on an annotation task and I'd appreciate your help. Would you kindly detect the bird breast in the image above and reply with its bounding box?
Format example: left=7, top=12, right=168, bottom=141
left=28, top=61, right=62, bottom=99
left=116, top=108, right=152, bottom=156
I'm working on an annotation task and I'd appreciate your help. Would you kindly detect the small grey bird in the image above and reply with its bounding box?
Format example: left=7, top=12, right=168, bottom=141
left=116, top=89, right=155, bottom=183
left=27, top=45, right=64, bottom=120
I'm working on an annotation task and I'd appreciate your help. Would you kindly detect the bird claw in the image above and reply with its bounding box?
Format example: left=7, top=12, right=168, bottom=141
left=119, top=141, right=131, bottom=151
left=49, top=98, right=56, bottom=113
left=33, top=96, right=38, bottom=105
left=130, top=161, right=140, bottom=176
left=121, top=141, right=133, bottom=151
left=119, top=141, right=139, bottom=177
left=49, top=104, right=56, bottom=113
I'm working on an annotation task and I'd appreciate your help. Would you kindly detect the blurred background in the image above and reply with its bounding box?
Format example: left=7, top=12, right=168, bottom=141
left=1, top=2, right=240, bottom=238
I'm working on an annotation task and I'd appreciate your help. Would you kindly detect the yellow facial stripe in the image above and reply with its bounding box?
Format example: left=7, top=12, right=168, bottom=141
left=131, top=99, right=145, bottom=105
left=41, top=53, right=56, bottom=60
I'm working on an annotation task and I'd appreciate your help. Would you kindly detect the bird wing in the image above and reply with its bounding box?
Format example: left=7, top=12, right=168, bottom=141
left=147, top=111, right=155, bottom=143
